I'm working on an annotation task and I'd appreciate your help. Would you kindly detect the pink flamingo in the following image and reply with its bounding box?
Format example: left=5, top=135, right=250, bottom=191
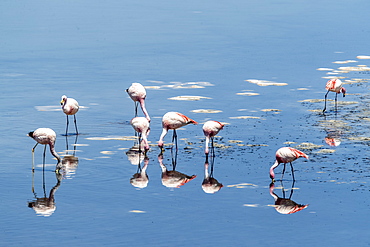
left=203, top=120, right=224, bottom=155
left=323, top=79, right=346, bottom=113
left=61, top=95, right=79, bottom=136
left=270, top=147, right=309, bottom=181
left=130, top=117, right=150, bottom=153
left=28, top=128, right=62, bottom=171
left=126, top=83, right=150, bottom=122
left=158, top=112, right=197, bottom=149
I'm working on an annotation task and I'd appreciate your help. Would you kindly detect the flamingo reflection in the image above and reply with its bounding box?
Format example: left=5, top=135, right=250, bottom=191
left=28, top=165, right=63, bottom=217
left=158, top=149, right=196, bottom=189
left=269, top=181, right=308, bottom=214
left=62, top=134, right=79, bottom=179
left=126, top=146, right=145, bottom=165
left=202, top=155, right=223, bottom=194
left=130, top=156, right=149, bottom=189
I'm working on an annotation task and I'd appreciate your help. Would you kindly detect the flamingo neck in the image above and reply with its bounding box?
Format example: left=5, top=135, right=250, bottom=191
left=138, top=99, right=150, bottom=122
left=49, top=143, right=61, bottom=163
left=158, top=128, right=168, bottom=147
left=270, top=160, right=280, bottom=179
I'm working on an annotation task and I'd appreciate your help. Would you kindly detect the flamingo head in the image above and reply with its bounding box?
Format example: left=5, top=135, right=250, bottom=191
left=60, top=95, right=67, bottom=105
left=341, top=87, right=346, bottom=97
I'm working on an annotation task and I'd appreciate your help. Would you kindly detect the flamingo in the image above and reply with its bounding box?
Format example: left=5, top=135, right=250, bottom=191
left=28, top=128, right=62, bottom=171
left=60, top=95, right=79, bottom=136
left=270, top=147, right=309, bottom=181
left=323, top=79, right=346, bottom=113
left=130, top=117, right=150, bottom=153
left=126, top=83, right=150, bottom=122
left=203, top=120, right=224, bottom=155
left=158, top=112, right=197, bottom=149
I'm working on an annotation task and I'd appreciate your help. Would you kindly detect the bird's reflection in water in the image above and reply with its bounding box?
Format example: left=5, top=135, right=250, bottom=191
left=28, top=165, right=62, bottom=217
left=158, top=149, right=196, bottom=189
left=269, top=181, right=308, bottom=215
left=130, top=156, right=149, bottom=189
left=202, top=155, right=223, bottom=194
left=321, top=114, right=348, bottom=147
left=126, top=146, right=145, bottom=165
left=62, top=135, right=79, bottom=179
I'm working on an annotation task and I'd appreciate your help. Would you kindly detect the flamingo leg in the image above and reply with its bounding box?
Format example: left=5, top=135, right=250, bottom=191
left=73, top=115, right=79, bottom=135
left=65, top=115, right=69, bottom=136
left=172, top=129, right=178, bottom=150
left=281, top=163, right=286, bottom=180
left=43, top=144, right=47, bottom=171
left=335, top=93, right=338, bottom=112
left=32, top=143, right=38, bottom=172
left=211, top=137, right=215, bottom=157
left=134, top=102, right=139, bottom=117
left=323, top=90, right=330, bottom=113
left=290, top=162, right=295, bottom=181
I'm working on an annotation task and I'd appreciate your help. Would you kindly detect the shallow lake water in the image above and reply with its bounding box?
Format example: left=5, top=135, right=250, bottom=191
left=1, top=0, right=370, bottom=246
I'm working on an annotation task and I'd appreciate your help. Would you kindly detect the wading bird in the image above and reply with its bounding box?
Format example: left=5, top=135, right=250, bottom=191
left=28, top=128, right=62, bottom=171
left=130, top=117, right=150, bottom=153
left=61, top=95, right=79, bottom=135
left=270, top=147, right=309, bottom=181
left=126, top=83, right=150, bottom=122
left=158, top=112, right=197, bottom=149
left=323, top=79, right=346, bottom=113
left=203, top=120, right=224, bottom=155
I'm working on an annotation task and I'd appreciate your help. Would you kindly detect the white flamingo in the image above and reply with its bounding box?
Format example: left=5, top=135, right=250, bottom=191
left=61, top=95, right=79, bottom=135
left=158, top=112, right=197, bottom=149
left=28, top=128, right=62, bottom=171
left=203, top=120, right=224, bottom=155
left=130, top=117, right=150, bottom=153
left=126, top=83, right=150, bottom=122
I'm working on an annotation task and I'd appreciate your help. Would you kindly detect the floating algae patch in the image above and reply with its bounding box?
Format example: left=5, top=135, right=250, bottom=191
left=228, top=183, right=258, bottom=188
left=333, top=60, right=357, bottom=64
left=213, top=143, right=232, bottom=149
left=338, top=66, right=370, bottom=72
left=245, top=79, right=288, bottom=86
left=243, top=204, right=259, bottom=207
left=228, top=140, right=243, bottom=143
left=245, top=144, right=268, bottom=147
left=261, top=109, right=281, bottom=112
left=129, top=210, right=146, bottom=213
left=168, top=95, right=211, bottom=101
left=347, top=136, right=370, bottom=142
left=299, top=99, right=325, bottom=103
left=336, top=101, right=358, bottom=105
left=284, top=141, right=297, bottom=145
left=100, top=151, right=115, bottom=155
left=356, top=55, right=370, bottom=59
left=317, top=68, right=334, bottom=71
left=317, top=149, right=336, bottom=154
left=229, top=116, right=262, bottom=119
left=295, top=142, right=323, bottom=150
left=236, top=92, right=260, bottom=96
left=191, top=109, right=222, bottom=113
left=86, top=136, right=137, bottom=141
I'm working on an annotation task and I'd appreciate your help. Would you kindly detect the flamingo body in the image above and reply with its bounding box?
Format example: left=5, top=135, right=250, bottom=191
left=158, top=112, right=197, bottom=147
left=61, top=95, right=79, bottom=135
left=270, top=147, right=308, bottom=180
left=203, top=120, right=224, bottom=154
left=130, top=117, right=150, bottom=151
left=126, top=83, right=150, bottom=122
left=28, top=128, right=61, bottom=164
